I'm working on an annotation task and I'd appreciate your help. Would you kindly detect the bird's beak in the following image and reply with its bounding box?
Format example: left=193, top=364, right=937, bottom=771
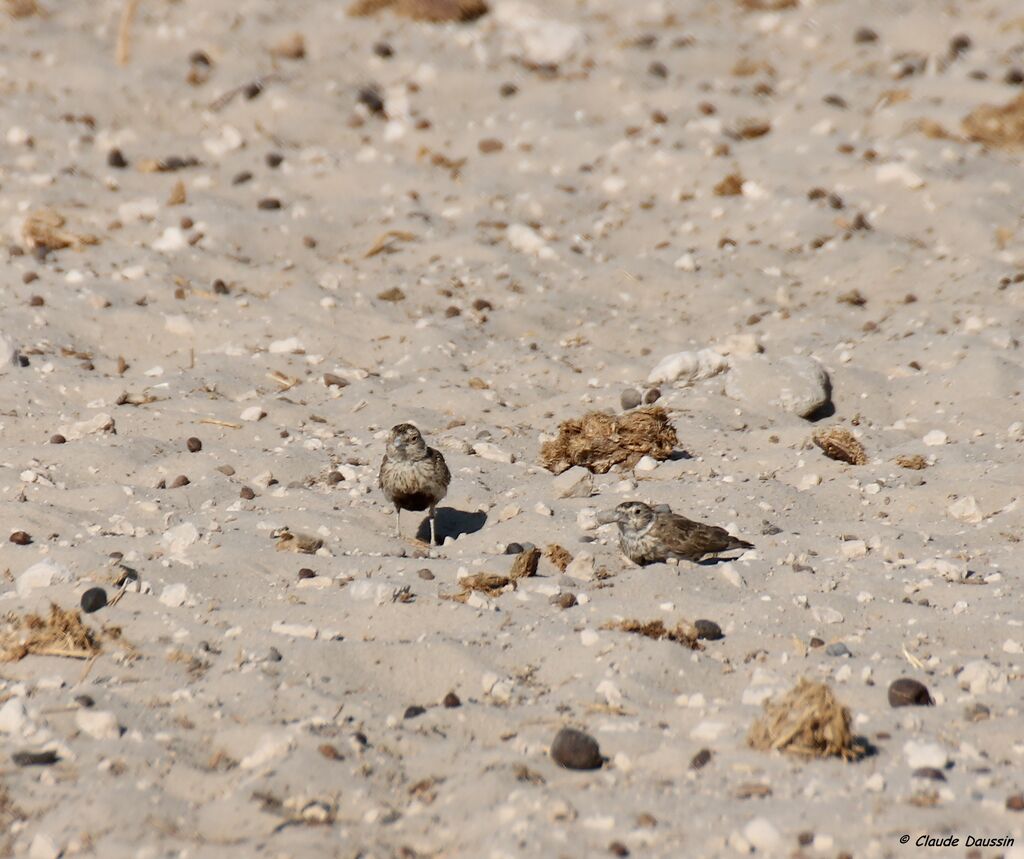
left=596, top=509, right=620, bottom=525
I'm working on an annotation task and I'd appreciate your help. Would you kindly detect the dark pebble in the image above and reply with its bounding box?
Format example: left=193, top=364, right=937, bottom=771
left=23, top=272, right=39, bottom=284
left=50, top=434, right=66, bottom=445
left=189, top=50, right=211, bottom=66
left=442, top=691, right=461, bottom=708
left=243, top=81, right=263, bottom=100
left=912, top=767, right=946, bottom=781
left=620, top=388, right=642, bottom=411
left=213, top=278, right=230, bottom=295
left=888, top=677, right=933, bottom=708
left=323, top=372, right=349, bottom=388
left=257, top=198, right=282, bottom=210
left=357, top=87, right=385, bottom=115
left=417, top=568, right=435, bottom=581
left=648, top=61, right=668, bottom=78
left=404, top=705, right=426, bottom=720
left=80, top=587, right=107, bottom=614
left=825, top=642, right=851, bottom=657
left=232, top=171, right=253, bottom=185
left=266, top=152, right=284, bottom=168
left=319, top=743, right=343, bottom=760
left=240, top=486, right=256, bottom=500
left=74, top=694, right=95, bottom=708
left=550, top=727, right=603, bottom=770
left=797, top=831, right=814, bottom=846
left=1007, top=794, right=1024, bottom=812
left=499, top=82, right=518, bottom=97
left=29, top=295, right=44, bottom=307
left=298, top=568, right=316, bottom=579
left=505, top=542, right=525, bottom=555
left=550, top=592, right=577, bottom=609
left=609, top=842, right=630, bottom=858
left=642, top=387, right=661, bottom=405
left=267, top=646, right=283, bottom=662
left=809, top=637, right=825, bottom=648
left=169, top=475, right=190, bottom=488
left=373, top=42, right=393, bottom=58
left=690, top=748, right=712, bottom=769
left=12, top=750, right=59, bottom=767
left=949, top=34, right=971, bottom=55
left=324, top=471, right=344, bottom=486
left=186, top=437, right=202, bottom=453
left=9, top=530, right=32, bottom=545
left=1006, top=68, right=1024, bottom=86
left=216, top=464, right=235, bottom=476
left=694, top=619, right=723, bottom=641
left=854, top=27, right=878, bottom=44
left=107, top=148, right=128, bottom=168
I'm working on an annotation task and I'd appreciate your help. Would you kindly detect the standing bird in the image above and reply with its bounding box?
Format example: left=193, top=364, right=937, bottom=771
left=379, top=423, right=450, bottom=545
left=598, top=501, right=753, bottom=566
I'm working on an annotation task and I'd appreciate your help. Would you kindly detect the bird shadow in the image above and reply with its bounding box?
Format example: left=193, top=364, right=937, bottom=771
left=416, top=507, right=487, bottom=544
left=696, top=554, right=747, bottom=567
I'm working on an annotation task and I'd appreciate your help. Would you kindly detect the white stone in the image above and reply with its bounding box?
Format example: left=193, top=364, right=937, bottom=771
left=506, top=223, right=554, bottom=259
left=917, top=558, right=967, bottom=582
left=690, top=720, right=728, bottom=742
left=565, top=551, right=595, bottom=581
left=580, top=629, right=600, bottom=647
left=152, top=227, right=188, bottom=252
left=17, top=560, right=70, bottom=597
left=948, top=495, right=983, bottom=523
left=162, top=522, right=199, bottom=560
left=0, top=698, right=30, bottom=735
left=241, top=406, right=266, bottom=422
left=673, top=252, right=697, bottom=272
left=596, top=680, right=622, bottom=707
left=799, top=472, right=822, bottom=491
left=534, top=502, right=553, bottom=517
left=865, top=773, right=885, bottom=792
left=576, top=507, right=600, bottom=531
left=811, top=606, right=844, bottom=625
left=271, top=622, right=318, bottom=639
left=904, top=740, right=948, bottom=770
left=647, top=348, right=730, bottom=387
left=876, top=162, right=925, bottom=189
left=29, top=834, right=60, bottom=859
left=240, top=732, right=294, bottom=770
left=269, top=337, right=303, bottom=354
left=159, top=583, right=188, bottom=608
left=724, top=355, right=831, bottom=418
left=164, top=314, right=194, bottom=336
left=59, top=412, right=115, bottom=440
left=494, top=3, right=583, bottom=67
left=841, top=540, right=867, bottom=560
left=0, top=330, right=18, bottom=370
left=634, top=455, right=658, bottom=472
left=553, top=466, right=593, bottom=499
left=718, top=563, right=745, bottom=588
left=76, top=709, right=121, bottom=740
left=743, top=818, right=782, bottom=852
left=473, top=442, right=514, bottom=464
left=958, top=660, right=1006, bottom=695
left=923, top=430, right=947, bottom=446
left=1003, top=639, right=1022, bottom=654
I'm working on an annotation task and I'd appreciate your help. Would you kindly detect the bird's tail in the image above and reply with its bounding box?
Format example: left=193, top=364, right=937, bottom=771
left=730, top=537, right=754, bottom=551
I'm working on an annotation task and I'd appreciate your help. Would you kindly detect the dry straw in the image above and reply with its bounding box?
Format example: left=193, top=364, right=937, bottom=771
left=747, top=678, right=861, bottom=760
left=540, top=406, right=678, bottom=474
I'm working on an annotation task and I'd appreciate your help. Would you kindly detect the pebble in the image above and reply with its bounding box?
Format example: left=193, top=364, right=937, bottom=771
left=80, top=587, right=107, bottom=614
left=690, top=748, right=712, bottom=769
left=888, top=678, right=933, bottom=707
left=1007, top=795, right=1024, bottom=812
left=271, top=622, right=318, bottom=639
left=903, top=740, right=948, bottom=770
left=724, top=355, right=832, bottom=418
left=825, top=642, right=851, bottom=657
left=550, top=727, right=603, bottom=770
left=473, top=441, right=514, bottom=463
left=18, top=560, right=70, bottom=597
left=642, top=387, right=661, bottom=405
left=811, top=605, right=844, bottom=625
left=0, top=698, right=30, bottom=734
left=948, top=495, right=983, bottom=523
left=159, top=583, right=189, bottom=608
left=403, top=705, right=426, bottom=720
left=442, top=692, right=461, bottom=708
left=717, top=563, right=745, bottom=589
left=620, top=387, right=642, bottom=410
left=9, top=529, right=31, bottom=545
left=29, top=834, right=60, bottom=859
left=565, top=551, right=595, bottom=581
left=495, top=5, right=584, bottom=67
left=553, top=466, right=593, bottom=499
left=550, top=592, right=577, bottom=609
left=923, top=430, right=947, bottom=446
left=694, top=619, right=723, bottom=641
left=744, top=818, right=782, bottom=853
left=76, top=709, right=121, bottom=740
left=186, top=437, right=203, bottom=452
left=49, top=434, right=66, bottom=444
left=12, top=749, right=59, bottom=767
left=958, top=660, right=1006, bottom=695
left=240, top=406, right=266, bottom=422
left=647, top=348, right=730, bottom=387
left=240, top=486, right=256, bottom=500
left=169, top=474, right=190, bottom=489
left=60, top=412, right=115, bottom=440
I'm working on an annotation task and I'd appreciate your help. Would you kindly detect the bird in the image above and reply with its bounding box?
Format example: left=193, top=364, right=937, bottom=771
left=597, top=500, right=753, bottom=566
left=378, top=423, right=450, bottom=545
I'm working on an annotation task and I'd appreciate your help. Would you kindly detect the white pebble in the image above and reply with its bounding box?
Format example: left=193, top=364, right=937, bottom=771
left=241, top=406, right=266, bottom=422
left=904, top=740, right=948, bottom=770
left=271, top=622, right=318, bottom=640
left=923, top=430, right=947, bottom=446
left=76, top=709, right=121, bottom=740
left=159, top=583, right=188, bottom=608
left=474, top=442, right=514, bottom=464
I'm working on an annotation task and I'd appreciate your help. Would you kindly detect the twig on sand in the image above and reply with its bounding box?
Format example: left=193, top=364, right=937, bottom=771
left=116, top=0, right=141, bottom=66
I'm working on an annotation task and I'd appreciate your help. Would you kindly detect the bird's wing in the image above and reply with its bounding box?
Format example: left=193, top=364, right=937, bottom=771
left=660, top=513, right=733, bottom=556
left=378, top=453, right=388, bottom=489
left=430, top=447, right=451, bottom=488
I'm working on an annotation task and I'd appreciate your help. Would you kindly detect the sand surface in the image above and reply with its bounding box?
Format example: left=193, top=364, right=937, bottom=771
left=2, top=0, right=1024, bottom=857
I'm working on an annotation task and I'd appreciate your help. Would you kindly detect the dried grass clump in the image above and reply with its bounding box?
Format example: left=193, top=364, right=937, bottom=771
left=603, top=619, right=701, bottom=650
left=714, top=173, right=744, bottom=196
left=963, top=93, right=1024, bottom=148
left=349, top=0, right=487, bottom=22
left=737, top=0, right=796, bottom=9
left=545, top=544, right=572, bottom=572
left=1, top=604, right=102, bottom=662
left=747, top=678, right=860, bottom=760
left=540, top=406, right=678, bottom=474
left=896, top=454, right=928, bottom=470
left=22, top=209, right=100, bottom=252
left=275, top=530, right=323, bottom=554
left=812, top=427, right=867, bottom=465
left=446, top=573, right=513, bottom=602
left=509, top=547, right=540, bottom=580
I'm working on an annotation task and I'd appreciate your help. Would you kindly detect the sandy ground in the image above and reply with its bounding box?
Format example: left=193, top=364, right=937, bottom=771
left=2, top=0, right=1024, bottom=857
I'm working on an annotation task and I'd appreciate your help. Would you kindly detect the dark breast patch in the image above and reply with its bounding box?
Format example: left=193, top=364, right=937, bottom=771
left=392, top=491, right=434, bottom=512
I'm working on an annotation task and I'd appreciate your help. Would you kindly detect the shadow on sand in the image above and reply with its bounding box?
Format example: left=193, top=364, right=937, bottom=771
left=416, top=507, right=487, bottom=544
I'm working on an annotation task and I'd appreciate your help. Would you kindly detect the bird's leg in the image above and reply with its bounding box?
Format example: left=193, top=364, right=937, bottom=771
left=428, top=503, right=437, bottom=546
left=394, top=506, right=402, bottom=539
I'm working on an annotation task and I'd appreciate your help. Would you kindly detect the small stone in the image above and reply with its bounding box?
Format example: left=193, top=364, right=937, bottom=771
left=912, top=767, right=946, bottom=781
left=74, top=695, right=94, bottom=708
left=923, top=430, right=947, bottom=446
left=160, top=583, right=189, bottom=608
left=825, top=642, right=851, bottom=658
left=550, top=727, right=603, bottom=770
left=888, top=678, right=933, bottom=707
left=725, top=355, right=831, bottom=418
left=12, top=749, right=59, bottom=767
left=1007, top=794, right=1024, bottom=812
left=80, top=587, right=107, bottom=614
left=9, top=530, right=32, bottom=545
left=694, top=619, right=723, bottom=641
left=76, top=709, right=121, bottom=740
left=690, top=748, right=712, bottom=769
left=743, top=818, right=782, bottom=853
left=565, top=551, right=595, bottom=582
left=903, top=740, right=948, bottom=770
left=240, top=406, right=266, bottom=422
left=186, top=437, right=202, bottom=452
left=297, top=568, right=316, bottom=580
left=17, top=560, right=69, bottom=597
left=240, top=486, right=256, bottom=500
left=29, top=834, right=60, bottom=859
left=216, top=465, right=235, bottom=476
left=267, top=647, right=283, bottom=662
left=854, top=27, right=878, bottom=43
left=442, top=692, right=461, bottom=708
left=965, top=702, right=990, bottom=722
left=620, top=387, right=642, bottom=410
left=609, top=842, right=629, bottom=858
left=553, top=466, right=593, bottom=499
left=318, top=743, right=342, bottom=760
left=169, top=474, right=190, bottom=488
left=473, top=441, right=513, bottom=463
left=323, top=372, right=349, bottom=388
left=642, top=387, right=661, bottom=405
left=417, top=568, right=435, bottom=581
left=266, top=152, right=284, bottom=168
left=403, top=705, right=426, bottom=720
left=505, top=543, right=525, bottom=555
left=948, top=495, right=983, bottom=523
left=551, top=592, right=577, bottom=609
left=257, top=197, right=282, bottom=210
left=49, top=434, right=66, bottom=444
left=107, top=148, right=128, bottom=168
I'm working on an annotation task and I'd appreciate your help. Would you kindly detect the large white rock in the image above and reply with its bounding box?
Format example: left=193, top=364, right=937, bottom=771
left=725, top=355, right=832, bottom=418
left=17, top=560, right=70, bottom=597
left=647, top=348, right=730, bottom=387
left=553, top=466, right=593, bottom=499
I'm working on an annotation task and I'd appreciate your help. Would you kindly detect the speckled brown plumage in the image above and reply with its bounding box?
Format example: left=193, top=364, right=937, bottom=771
left=379, top=423, right=450, bottom=544
left=602, top=501, right=753, bottom=565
